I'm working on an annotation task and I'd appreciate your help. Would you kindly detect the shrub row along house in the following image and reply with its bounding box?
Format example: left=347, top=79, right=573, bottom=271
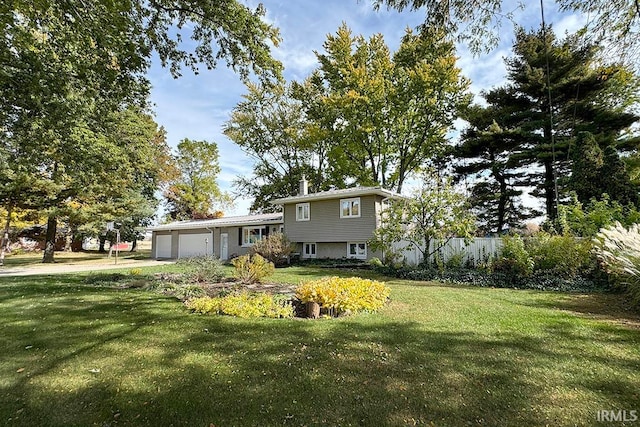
left=149, top=179, right=403, bottom=261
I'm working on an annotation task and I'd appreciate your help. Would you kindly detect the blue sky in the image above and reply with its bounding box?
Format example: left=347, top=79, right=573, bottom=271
left=147, top=0, right=586, bottom=218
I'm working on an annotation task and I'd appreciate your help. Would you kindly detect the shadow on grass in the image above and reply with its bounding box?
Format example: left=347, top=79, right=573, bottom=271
left=520, top=292, right=640, bottom=330
left=1, top=275, right=639, bottom=426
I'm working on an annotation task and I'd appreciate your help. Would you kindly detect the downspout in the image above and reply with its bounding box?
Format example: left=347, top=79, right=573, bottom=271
left=379, top=197, right=390, bottom=262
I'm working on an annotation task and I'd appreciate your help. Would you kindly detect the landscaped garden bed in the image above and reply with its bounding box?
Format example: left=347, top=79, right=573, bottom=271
left=83, top=255, right=391, bottom=320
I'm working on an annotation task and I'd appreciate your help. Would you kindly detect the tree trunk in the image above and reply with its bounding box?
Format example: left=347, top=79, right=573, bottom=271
left=64, top=226, right=73, bottom=252
left=0, top=205, right=12, bottom=266
left=130, top=238, right=137, bottom=252
left=496, top=171, right=508, bottom=233
left=42, top=215, right=57, bottom=263
left=543, top=158, right=556, bottom=221
left=98, top=235, right=106, bottom=253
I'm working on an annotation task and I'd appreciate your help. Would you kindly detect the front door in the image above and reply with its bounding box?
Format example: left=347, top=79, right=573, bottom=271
left=220, top=233, right=228, bottom=260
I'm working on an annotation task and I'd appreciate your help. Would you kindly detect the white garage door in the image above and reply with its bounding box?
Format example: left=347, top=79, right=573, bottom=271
left=178, top=233, right=211, bottom=258
left=156, top=235, right=172, bottom=258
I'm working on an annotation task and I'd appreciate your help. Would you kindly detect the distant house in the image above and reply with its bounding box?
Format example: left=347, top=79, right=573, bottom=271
left=270, top=179, right=403, bottom=261
left=149, top=213, right=283, bottom=260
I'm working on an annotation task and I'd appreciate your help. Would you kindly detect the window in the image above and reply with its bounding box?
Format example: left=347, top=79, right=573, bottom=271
left=303, top=243, right=317, bottom=259
left=347, top=242, right=367, bottom=259
left=340, top=198, right=361, bottom=218
left=242, top=227, right=264, bottom=246
left=296, top=203, right=310, bottom=221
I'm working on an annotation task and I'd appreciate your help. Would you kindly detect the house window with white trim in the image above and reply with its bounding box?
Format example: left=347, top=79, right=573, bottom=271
left=340, top=198, right=361, bottom=218
left=303, top=243, right=317, bottom=258
left=242, top=227, right=264, bottom=246
left=296, top=203, right=310, bottom=221
left=347, top=242, right=367, bottom=259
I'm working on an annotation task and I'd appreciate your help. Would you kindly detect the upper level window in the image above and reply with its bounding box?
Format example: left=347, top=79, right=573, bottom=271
left=340, top=197, right=361, bottom=218
left=242, top=227, right=264, bottom=246
left=296, top=203, right=310, bottom=221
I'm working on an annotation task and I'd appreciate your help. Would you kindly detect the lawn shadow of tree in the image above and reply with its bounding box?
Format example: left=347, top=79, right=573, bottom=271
left=1, top=276, right=639, bottom=426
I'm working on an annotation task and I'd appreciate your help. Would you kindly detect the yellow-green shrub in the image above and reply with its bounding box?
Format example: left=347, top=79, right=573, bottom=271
left=187, top=292, right=293, bottom=318
left=231, top=254, right=275, bottom=284
left=296, top=276, right=390, bottom=315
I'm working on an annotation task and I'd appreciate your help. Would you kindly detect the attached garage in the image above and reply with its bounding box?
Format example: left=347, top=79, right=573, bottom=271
left=148, top=213, right=283, bottom=260
left=178, top=233, right=211, bottom=258
left=155, top=234, right=172, bottom=259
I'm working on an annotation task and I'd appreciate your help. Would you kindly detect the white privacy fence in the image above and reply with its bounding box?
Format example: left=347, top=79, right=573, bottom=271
left=391, top=238, right=504, bottom=266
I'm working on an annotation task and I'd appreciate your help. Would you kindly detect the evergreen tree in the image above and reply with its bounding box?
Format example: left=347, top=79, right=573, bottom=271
left=568, top=132, right=605, bottom=204
left=466, top=26, right=639, bottom=222
left=454, top=105, right=535, bottom=233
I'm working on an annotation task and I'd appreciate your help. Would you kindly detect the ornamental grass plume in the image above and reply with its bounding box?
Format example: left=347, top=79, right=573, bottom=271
left=594, top=222, right=640, bottom=307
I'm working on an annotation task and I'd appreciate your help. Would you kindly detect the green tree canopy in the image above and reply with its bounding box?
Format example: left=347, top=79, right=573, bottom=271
left=224, top=82, right=326, bottom=212
left=301, top=24, right=470, bottom=193
left=1, top=0, right=281, bottom=262
left=453, top=107, right=536, bottom=234
left=164, top=139, right=231, bottom=221
left=373, top=0, right=640, bottom=70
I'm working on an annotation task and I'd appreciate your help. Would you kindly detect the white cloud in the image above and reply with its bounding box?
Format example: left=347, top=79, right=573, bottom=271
left=147, top=0, right=585, bottom=219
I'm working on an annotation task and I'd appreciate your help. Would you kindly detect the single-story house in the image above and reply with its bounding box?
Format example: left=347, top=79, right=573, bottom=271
left=149, top=213, right=283, bottom=260
left=270, top=179, right=403, bottom=261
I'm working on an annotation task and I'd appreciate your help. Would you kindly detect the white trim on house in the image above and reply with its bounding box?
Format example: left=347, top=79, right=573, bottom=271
left=340, top=197, right=361, bottom=218
left=271, top=186, right=403, bottom=205
left=148, top=212, right=282, bottom=232
left=302, top=242, right=317, bottom=258
left=296, top=203, right=310, bottom=221
left=242, top=226, right=265, bottom=247
left=347, top=242, right=367, bottom=259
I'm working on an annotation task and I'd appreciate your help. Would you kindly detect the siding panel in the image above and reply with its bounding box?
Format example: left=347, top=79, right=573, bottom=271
left=284, top=195, right=380, bottom=242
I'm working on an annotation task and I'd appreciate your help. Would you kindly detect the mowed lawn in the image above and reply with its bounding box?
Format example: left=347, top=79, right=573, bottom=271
left=1, top=266, right=639, bottom=426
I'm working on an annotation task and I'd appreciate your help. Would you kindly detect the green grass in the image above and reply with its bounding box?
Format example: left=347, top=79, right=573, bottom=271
left=1, top=266, right=639, bottom=426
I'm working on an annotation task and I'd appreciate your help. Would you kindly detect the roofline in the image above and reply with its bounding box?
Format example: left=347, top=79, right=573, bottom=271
left=148, top=214, right=283, bottom=232
left=270, top=187, right=404, bottom=205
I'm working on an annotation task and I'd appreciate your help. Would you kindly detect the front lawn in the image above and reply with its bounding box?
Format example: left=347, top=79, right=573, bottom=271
left=1, top=267, right=638, bottom=426
left=1, top=249, right=152, bottom=268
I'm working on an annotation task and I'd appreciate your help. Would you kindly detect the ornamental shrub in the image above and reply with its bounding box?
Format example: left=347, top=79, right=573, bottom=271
left=296, top=276, right=390, bottom=316
left=595, top=222, right=640, bottom=308
left=187, top=292, right=293, bottom=318
left=177, top=255, right=225, bottom=283
left=251, top=233, right=294, bottom=266
left=526, top=232, right=594, bottom=279
left=232, top=254, right=275, bottom=284
left=491, top=235, right=533, bottom=278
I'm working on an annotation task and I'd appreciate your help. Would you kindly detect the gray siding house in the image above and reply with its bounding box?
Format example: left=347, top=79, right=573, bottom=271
left=149, top=213, right=283, bottom=260
left=271, top=181, right=403, bottom=261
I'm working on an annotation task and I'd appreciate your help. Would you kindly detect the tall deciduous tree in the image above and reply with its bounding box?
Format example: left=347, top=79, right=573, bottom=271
left=164, top=139, right=231, bottom=220
left=302, top=24, right=470, bottom=193
left=1, top=1, right=281, bottom=262
left=224, top=82, right=327, bottom=212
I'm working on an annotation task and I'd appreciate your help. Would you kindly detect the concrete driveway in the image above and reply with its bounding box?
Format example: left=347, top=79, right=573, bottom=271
left=0, top=259, right=175, bottom=277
